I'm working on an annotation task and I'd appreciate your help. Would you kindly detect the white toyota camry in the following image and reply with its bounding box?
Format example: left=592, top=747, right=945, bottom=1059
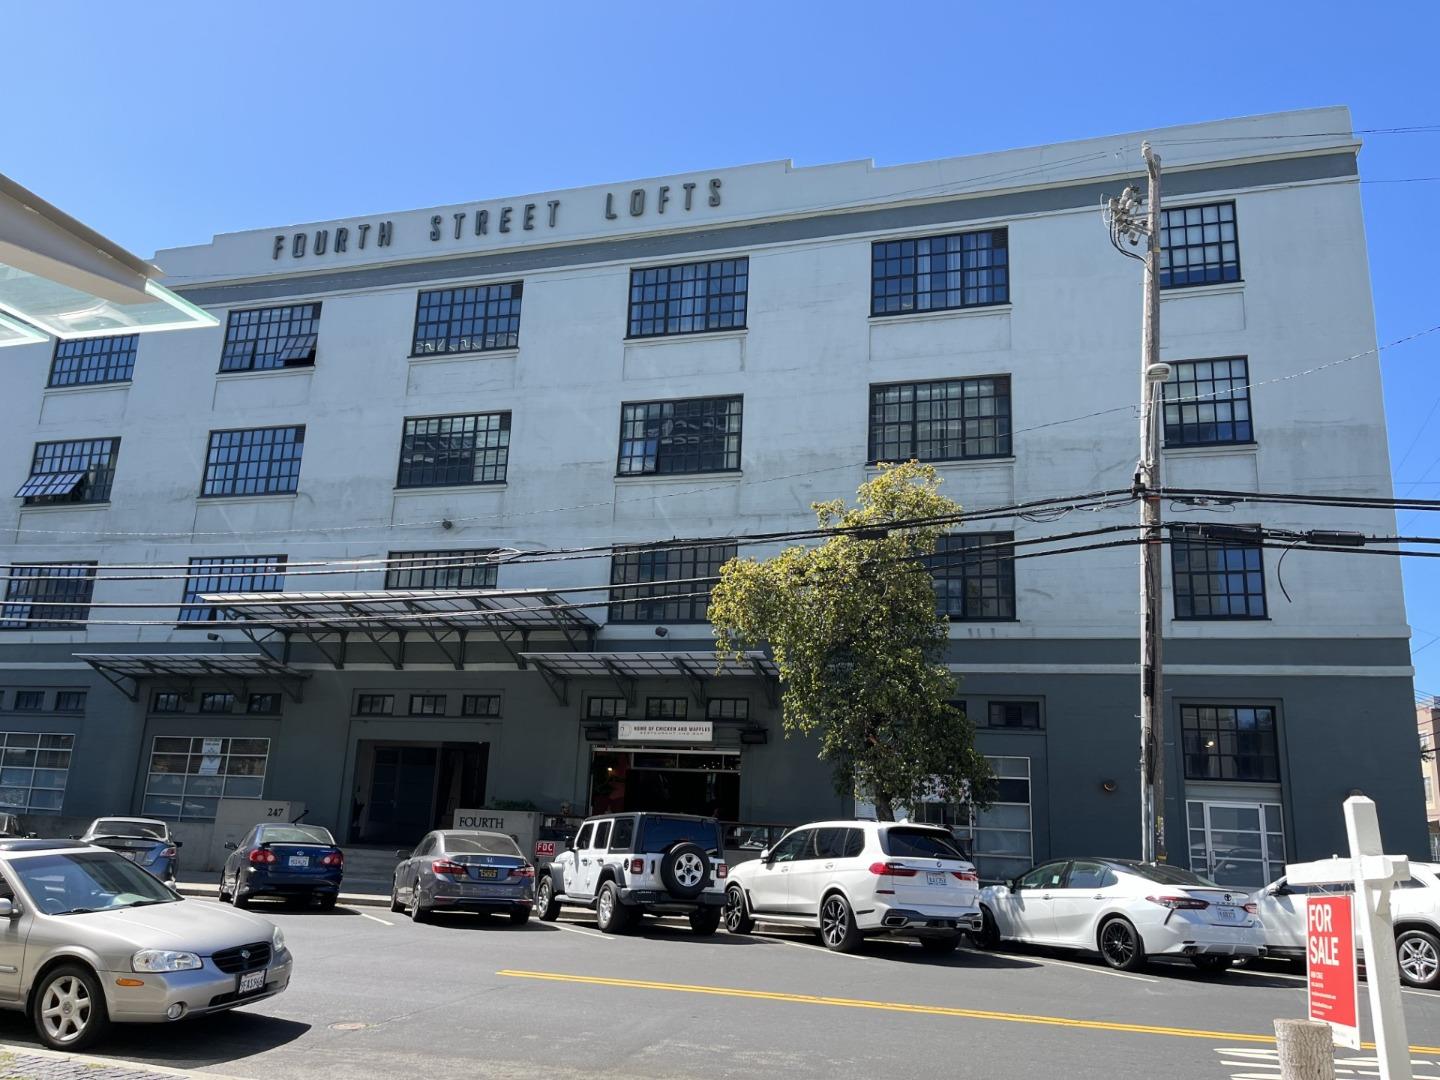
left=972, top=857, right=1266, bottom=972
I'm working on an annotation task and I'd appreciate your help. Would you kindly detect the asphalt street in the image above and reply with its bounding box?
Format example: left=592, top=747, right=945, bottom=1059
left=0, top=900, right=1436, bottom=1080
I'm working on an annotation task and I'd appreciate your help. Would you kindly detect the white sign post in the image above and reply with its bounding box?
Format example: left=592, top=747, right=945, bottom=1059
left=1284, top=796, right=1412, bottom=1080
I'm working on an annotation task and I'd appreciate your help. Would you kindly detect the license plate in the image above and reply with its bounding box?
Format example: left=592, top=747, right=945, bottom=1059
left=1214, top=904, right=1240, bottom=923
left=476, top=868, right=499, bottom=880
left=237, top=969, right=266, bottom=995
left=926, top=872, right=947, bottom=886
left=287, top=855, right=309, bottom=868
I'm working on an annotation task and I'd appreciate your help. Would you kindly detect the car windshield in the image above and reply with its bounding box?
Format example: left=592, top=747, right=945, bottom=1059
left=257, top=825, right=335, bottom=845
left=637, top=817, right=723, bottom=855
left=1119, top=862, right=1220, bottom=888
left=88, top=819, right=167, bottom=840
left=881, top=827, right=967, bottom=860
left=444, top=834, right=522, bottom=856
left=12, top=851, right=177, bottom=915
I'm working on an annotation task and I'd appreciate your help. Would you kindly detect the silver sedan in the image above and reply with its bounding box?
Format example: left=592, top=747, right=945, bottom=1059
left=0, top=838, right=291, bottom=1050
left=391, top=830, right=535, bottom=924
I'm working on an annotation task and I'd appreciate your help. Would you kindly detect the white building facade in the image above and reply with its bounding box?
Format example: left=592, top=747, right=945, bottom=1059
left=0, top=106, right=1427, bottom=882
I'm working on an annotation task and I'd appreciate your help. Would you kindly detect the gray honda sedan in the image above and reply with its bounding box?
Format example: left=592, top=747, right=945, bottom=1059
left=391, top=829, right=535, bottom=923
left=0, top=839, right=292, bottom=1050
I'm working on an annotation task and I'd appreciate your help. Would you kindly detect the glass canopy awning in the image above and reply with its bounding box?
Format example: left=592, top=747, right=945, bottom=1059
left=75, top=652, right=309, bottom=704
left=518, top=650, right=780, bottom=706
left=0, top=171, right=217, bottom=344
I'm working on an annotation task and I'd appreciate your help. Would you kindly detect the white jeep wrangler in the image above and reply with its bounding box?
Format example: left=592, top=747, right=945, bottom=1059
left=535, top=812, right=728, bottom=934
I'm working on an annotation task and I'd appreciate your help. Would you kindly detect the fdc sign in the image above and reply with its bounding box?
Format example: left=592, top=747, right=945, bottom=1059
left=1306, top=894, right=1359, bottom=1048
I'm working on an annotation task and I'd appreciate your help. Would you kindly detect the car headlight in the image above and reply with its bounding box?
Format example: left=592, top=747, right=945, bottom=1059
left=132, top=949, right=202, bottom=973
left=271, top=925, right=285, bottom=954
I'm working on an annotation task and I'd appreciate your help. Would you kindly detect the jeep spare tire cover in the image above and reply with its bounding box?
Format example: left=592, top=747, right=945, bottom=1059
left=661, top=842, right=710, bottom=898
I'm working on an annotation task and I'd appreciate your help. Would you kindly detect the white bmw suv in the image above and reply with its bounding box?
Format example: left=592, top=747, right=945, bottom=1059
left=723, top=820, right=982, bottom=953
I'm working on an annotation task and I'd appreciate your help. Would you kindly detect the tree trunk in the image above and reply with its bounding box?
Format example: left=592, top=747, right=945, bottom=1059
left=873, top=795, right=895, bottom=821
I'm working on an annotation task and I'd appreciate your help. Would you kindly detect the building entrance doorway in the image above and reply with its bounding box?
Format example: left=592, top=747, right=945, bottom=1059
left=589, top=748, right=740, bottom=819
left=354, top=741, right=488, bottom=845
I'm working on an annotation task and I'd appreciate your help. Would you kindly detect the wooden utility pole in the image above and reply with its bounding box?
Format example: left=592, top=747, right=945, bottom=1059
left=1274, top=1020, right=1336, bottom=1080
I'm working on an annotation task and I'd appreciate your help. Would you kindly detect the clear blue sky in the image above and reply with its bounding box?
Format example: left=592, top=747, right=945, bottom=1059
left=6, top=1, right=1440, bottom=693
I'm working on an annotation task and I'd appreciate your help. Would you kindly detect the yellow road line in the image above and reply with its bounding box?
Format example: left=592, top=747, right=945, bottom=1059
left=495, top=969, right=1440, bottom=1054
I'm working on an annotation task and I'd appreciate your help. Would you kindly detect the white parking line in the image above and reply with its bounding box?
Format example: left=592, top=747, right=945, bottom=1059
left=989, top=949, right=1158, bottom=982
left=348, top=908, right=394, bottom=926
left=550, top=921, right=614, bottom=941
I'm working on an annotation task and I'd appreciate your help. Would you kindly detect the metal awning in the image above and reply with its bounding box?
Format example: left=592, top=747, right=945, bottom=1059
left=196, top=589, right=597, bottom=670
left=75, top=652, right=309, bottom=704
left=519, top=650, right=779, bottom=707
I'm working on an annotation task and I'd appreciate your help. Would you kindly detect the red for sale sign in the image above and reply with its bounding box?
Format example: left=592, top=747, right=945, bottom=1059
left=1307, top=894, right=1360, bottom=1048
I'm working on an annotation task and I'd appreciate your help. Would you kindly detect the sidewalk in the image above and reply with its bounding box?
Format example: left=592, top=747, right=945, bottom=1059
left=0, top=1043, right=250, bottom=1079
left=174, top=883, right=391, bottom=909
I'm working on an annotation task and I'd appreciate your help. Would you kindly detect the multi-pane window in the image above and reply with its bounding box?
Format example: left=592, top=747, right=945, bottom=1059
left=247, top=693, right=280, bottom=715
left=412, top=283, right=522, bottom=355
left=1171, top=526, right=1267, bottom=619
left=143, top=736, right=269, bottom=821
left=929, top=533, right=1016, bottom=621
left=199, top=693, right=235, bottom=714
left=1181, top=705, right=1279, bottom=781
left=410, top=694, right=446, bottom=716
left=618, top=397, right=742, bottom=476
left=0, top=732, right=73, bottom=813
left=151, top=692, right=183, bottom=714
left=355, top=694, right=394, bottom=716
left=646, top=698, right=688, bottom=719
left=1163, top=358, right=1254, bottom=447
left=53, top=691, right=86, bottom=712
left=707, top=699, right=749, bottom=721
left=48, top=335, right=137, bottom=387
left=628, top=259, right=748, bottom=338
left=869, top=378, right=1011, bottom=463
left=871, top=229, right=1009, bottom=316
left=915, top=755, right=1031, bottom=883
left=1159, top=202, right=1239, bottom=288
left=397, top=413, right=510, bottom=488
left=385, top=550, right=497, bottom=591
left=462, top=694, right=501, bottom=717
left=202, top=426, right=305, bottom=497
left=609, top=543, right=736, bottom=623
left=587, top=697, right=628, bottom=719
left=1, top=564, right=96, bottom=630
left=180, top=555, right=286, bottom=622
left=16, top=438, right=120, bottom=504
left=986, top=701, right=1043, bottom=730
left=220, top=304, right=321, bottom=371
left=12, top=692, right=43, bottom=712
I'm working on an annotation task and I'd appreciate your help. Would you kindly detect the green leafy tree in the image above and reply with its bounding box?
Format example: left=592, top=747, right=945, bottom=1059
left=710, top=462, right=995, bottom=820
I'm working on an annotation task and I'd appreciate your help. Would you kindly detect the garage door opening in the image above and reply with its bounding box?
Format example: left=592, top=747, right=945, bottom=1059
left=589, top=748, right=740, bottom=819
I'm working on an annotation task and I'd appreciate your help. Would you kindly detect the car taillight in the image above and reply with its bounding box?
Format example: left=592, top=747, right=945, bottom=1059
left=868, top=862, right=918, bottom=877
left=629, top=858, right=645, bottom=874
left=431, top=859, right=466, bottom=876
left=716, top=863, right=728, bottom=879
left=511, top=864, right=535, bottom=879
left=1147, top=894, right=1209, bottom=910
left=320, top=851, right=344, bottom=868
left=1243, top=902, right=1258, bottom=915
left=160, top=846, right=177, bottom=859
left=951, top=871, right=978, bottom=883
left=248, top=849, right=276, bottom=865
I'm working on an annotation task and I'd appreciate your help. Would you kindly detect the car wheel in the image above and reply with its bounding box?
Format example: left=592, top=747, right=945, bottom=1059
left=409, top=878, right=430, bottom=924
left=969, top=906, right=1000, bottom=950
left=919, top=934, right=962, bottom=955
left=32, top=964, right=109, bottom=1052
left=1191, top=955, right=1232, bottom=975
left=1098, top=917, right=1146, bottom=971
left=819, top=893, right=862, bottom=953
left=1396, top=928, right=1440, bottom=988
left=535, top=875, right=560, bottom=921
left=690, top=907, right=721, bottom=936
left=595, top=881, right=631, bottom=934
left=724, top=885, right=754, bottom=934
left=217, top=875, right=230, bottom=904
left=660, top=843, right=710, bottom=899
left=389, top=880, right=404, bottom=914
left=230, top=879, right=249, bottom=909
left=318, top=893, right=338, bottom=911
left=510, top=907, right=531, bottom=927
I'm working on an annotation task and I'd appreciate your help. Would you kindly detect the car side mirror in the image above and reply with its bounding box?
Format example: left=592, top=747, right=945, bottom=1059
left=1266, top=882, right=1287, bottom=896
left=174, top=841, right=183, bottom=849
left=0, top=898, right=16, bottom=919
left=395, top=849, right=407, bottom=860
left=223, top=841, right=237, bottom=851
left=759, top=848, right=771, bottom=863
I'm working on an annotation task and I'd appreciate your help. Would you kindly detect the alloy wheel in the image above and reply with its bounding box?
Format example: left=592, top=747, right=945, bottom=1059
left=821, top=897, right=848, bottom=948
left=598, top=887, right=614, bottom=925
left=674, top=853, right=704, bottom=889
left=1101, top=921, right=1136, bottom=967
left=39, top=976, right=91, bottom=1044
left=724, top=888, right=745, bottom=930
left=1399, top=936, right=1439, bottom=984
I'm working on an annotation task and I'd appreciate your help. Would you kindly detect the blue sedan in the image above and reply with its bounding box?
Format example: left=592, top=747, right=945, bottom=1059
left=219, top=823, right=344, bottom=909
left=79, top=817, right=180, bottom=883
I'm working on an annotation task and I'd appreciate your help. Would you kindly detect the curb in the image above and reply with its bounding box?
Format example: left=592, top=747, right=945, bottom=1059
left=174, top=883, right=392, bottom=909
left=0, top=1041, right=254, bottom=1079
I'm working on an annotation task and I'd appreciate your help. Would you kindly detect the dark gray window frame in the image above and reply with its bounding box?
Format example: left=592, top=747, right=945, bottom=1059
left=201, top=426, right=305, bottom=498
left=627, top=258, right=748, bottom=339
left=179, top=555, right=287, bottom=623
left=871, top=228, right=1009, bottom=316
left=608, top=543, right=736, bottom=624
left=1158, top=201, right=1241, bottom=290
left=18, top=437, right=121, bottom=505
left=411, top=282, right=522, bottom=356
left=617, top=396, right=743, bottom=477
left=1162, top=357, right=1255, bottom=448
left=929, top=532, right=1017, bottom=621
left=396, top=413, right=511, bottom=489
left=219, top=303, right=321, bottom=372
left=1180, top=703, right=1279, bottom=782
left=48, top=335, right=138, bottom=387
left=868, top=377, right=1012, bottom=464
left=384, top=549, right=498, bottom=591
left=1170, top=525, right=1268, bottom=620
left=0, top=563, right=96, bottom=631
